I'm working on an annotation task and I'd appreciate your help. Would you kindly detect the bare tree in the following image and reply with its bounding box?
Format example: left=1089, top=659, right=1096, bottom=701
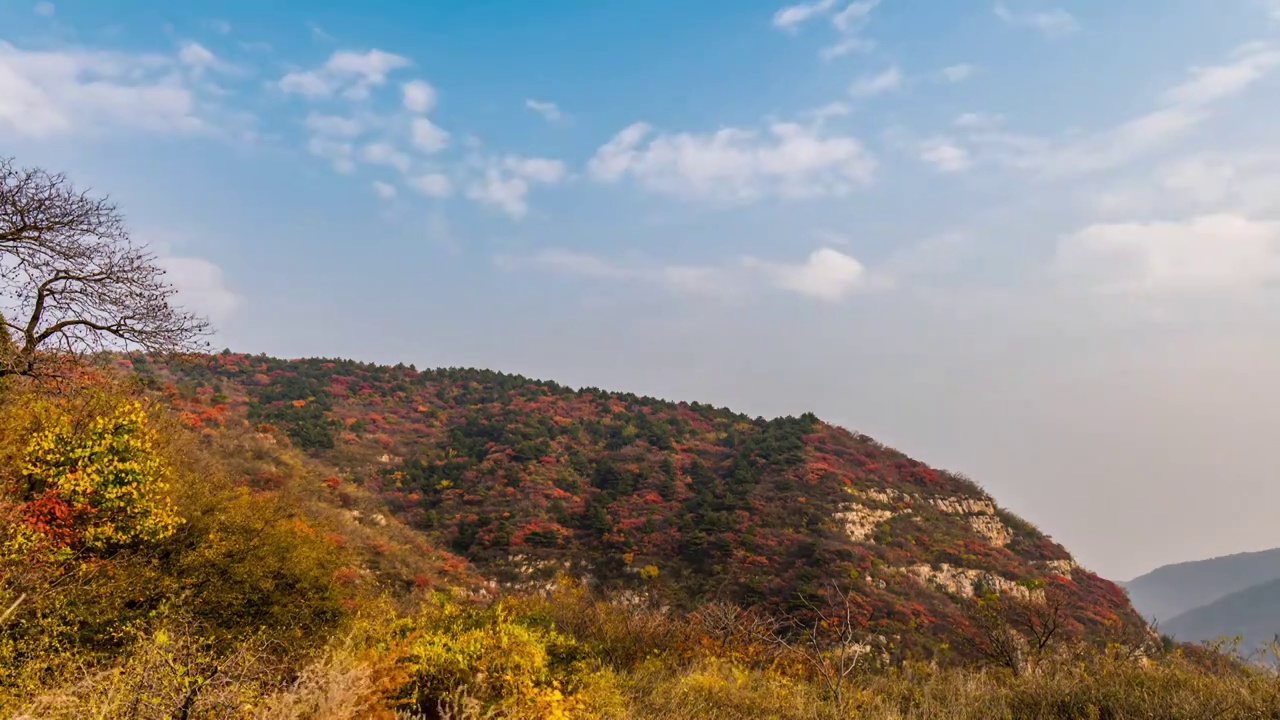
left=764, top=583, right=875, bottom=713
left=957, top=584, right=1082, bottom=675
left=0, top=157, right=209, bottom=377
left=956, top=592, right=1029, bottom=675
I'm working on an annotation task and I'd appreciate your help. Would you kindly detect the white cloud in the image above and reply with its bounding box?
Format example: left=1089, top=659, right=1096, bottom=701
left=278, top=49, right=411, bottom=100
left=506, top=249, right=636, bottom=280
left=209, top=19, right=232, bottom=34
left=157, top=256, right=241, bottom=324
left=409, top=116, right=449, bottom=153
left=774, top=0, right=880, bottom=58
left=942, top=64, right=974, bottom=82
left=831, top=0, right=879, bottom=32
left=502, top=156, right=567, bottom=183
left=805, top=101, right=853, bottom=122
left=918, top=136, right=972, bottom=173
left=464, top=155, right=565, bottom=218
left=278, top=71, right=329, bottom=98
left=307, top=137, right=355, bottom=173
left=1089, top=152, right=1280, bottom=220
left=178, top=41, right=217, bottom=69
left=402, top=79, right=436, bottom=113
left=33, top=1, right=55, bottom=17
left=587, top=122, right=652, bottom=182
left=954, top=112, right=1004, bottom=129
left=503, top=245, right=878, bottom=302
left=526, top=98, right=563, bottom=122
left=1162, top=42, right=1280, bottom=106
left=849, top=65, right=902, bottom=97
left=1056, top=214, right=1280, bottom=293
left=360, top=142, right=411, bottom=173
left=409, top=172, right=453, bottom=198
left=373, top=180, right=397, bottom=199
left=993, top=3, right=1079, bottom=38
left=305, top=112, right=366, bottom=138
left=743, top=247, right=870, bottom=301
left=467, top=170, right=533, bottom=218
left=0, top=41, right=204, bottom=138
left=588, top=120, right=875, bottom=202
left=772, top=0, right=838, bottom=32
left=821, top=36, right=876, bottom=59
left=967, top=42, right=1280, bottom=177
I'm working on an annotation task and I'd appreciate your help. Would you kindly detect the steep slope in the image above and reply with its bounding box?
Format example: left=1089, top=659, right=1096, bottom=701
left=138, top=352, right=1146, bottom=655
left=1123, top=548, right=1280, bottom=624
left=1161, top=577, right=1280, bottom=653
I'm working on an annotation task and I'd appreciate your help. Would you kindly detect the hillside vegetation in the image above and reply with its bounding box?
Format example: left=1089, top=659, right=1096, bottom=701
left=140, top=352, right=1146, bottom=654
left=2, top=360, right=1280, bottom=718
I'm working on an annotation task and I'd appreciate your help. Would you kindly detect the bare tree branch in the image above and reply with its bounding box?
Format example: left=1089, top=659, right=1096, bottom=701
left=0, top=157, right=210, bottom=376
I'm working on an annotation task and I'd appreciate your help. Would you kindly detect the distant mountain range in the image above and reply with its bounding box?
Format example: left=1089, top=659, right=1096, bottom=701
left=1123, top=547, right=1280, bottom=653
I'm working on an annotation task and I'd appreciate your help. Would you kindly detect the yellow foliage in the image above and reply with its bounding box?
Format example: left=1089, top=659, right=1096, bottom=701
left=0, top=384, right=180, bottom=560
left=398, top=595, right=604, bottom=718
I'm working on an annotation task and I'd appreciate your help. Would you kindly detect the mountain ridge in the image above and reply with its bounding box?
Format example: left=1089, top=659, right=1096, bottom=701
left=1124, top=547, right=1280, bottom=625
left=1162, top=576, right=1280, bottom=653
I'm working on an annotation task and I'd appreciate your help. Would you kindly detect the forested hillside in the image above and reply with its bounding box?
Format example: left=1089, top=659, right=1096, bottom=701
left=139, top=351, right=1144, bottom=657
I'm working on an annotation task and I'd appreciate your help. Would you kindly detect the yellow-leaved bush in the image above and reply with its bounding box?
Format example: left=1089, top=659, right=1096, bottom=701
left=397, top=594, right=620, bottom=719
left=7, top=388, right=180, bottom=556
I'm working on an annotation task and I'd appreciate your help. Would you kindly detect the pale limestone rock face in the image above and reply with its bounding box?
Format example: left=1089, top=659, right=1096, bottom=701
left=1042, top=559, right=1079, bottom=576
left=928, top=496, right=997, bottom=516
left=835, top=503, right=898, bottom=543
left=842, top=486, right=1023, bottom=549
left=969, top=515, right=1013, bottom=546
left=856, top=487, right=912, bottom=506
left=837, top=487, right=913, bottom=544
left=905, top=563, right=1044, bottom=602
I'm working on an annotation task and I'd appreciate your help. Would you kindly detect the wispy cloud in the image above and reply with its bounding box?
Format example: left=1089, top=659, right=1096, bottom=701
left=588, top=119, right=875, bottom=203
left=942, top=64, right=974, bottom=82
left=408, top=172, right=453, bottom=198
left=962, top=42, right=1280, bottom=177
left=772, top=0, right=838, bottom=32
left=773, top=0, right=881, bottom=59
left=993, top=3, right=1079, bottom=38
left=849, top=65, right=902, bottom=97
left=917, top=136, right=972, bottom=173
left=278, top=49, right=411, bottom=100
left=499, top=245, right=884, bottom=302
left=525, top=98, right=563, bottom=122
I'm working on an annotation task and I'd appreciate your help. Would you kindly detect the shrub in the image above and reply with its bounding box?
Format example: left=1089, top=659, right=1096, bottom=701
left=3, top=388, right=179, bottom=557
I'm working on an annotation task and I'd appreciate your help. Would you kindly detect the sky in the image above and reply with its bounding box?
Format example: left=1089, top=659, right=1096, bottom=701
left=3, top=0, right=1280, bottom=581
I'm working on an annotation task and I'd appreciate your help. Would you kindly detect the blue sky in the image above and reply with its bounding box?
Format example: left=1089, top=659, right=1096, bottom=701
left=4, top=0, right=1280, bottom=579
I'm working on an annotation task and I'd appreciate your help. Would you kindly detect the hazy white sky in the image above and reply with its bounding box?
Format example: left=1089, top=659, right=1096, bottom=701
left=4, top=0, right=1280, bottom=579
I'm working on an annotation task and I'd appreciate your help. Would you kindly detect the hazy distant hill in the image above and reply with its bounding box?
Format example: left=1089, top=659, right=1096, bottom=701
left=1124, top=548, right=1280, bottom=624
left=1162, top=577, right=1280, bottom=653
